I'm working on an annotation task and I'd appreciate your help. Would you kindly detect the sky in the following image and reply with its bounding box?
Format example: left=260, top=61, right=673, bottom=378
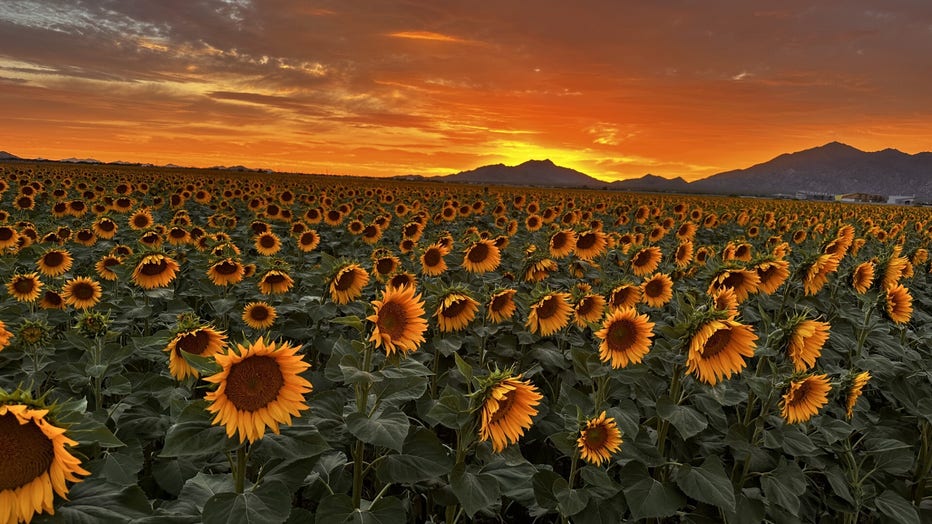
left=0, top=1, right=930, bottom=182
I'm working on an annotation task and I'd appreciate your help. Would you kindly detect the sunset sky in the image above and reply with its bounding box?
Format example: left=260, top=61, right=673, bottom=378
left=1, top=1, right=930, bottom=181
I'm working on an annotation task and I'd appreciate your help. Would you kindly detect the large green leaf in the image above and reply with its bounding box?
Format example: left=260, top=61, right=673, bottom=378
left=450, top=464, right=501, bottom=517
left=376, top=427, right=454, bottom=484
left=673, top=456, right=736, bottom=511
left=656, top=396, right=708, bottom=440
left=160, top=400, right=238, bottom=458
left=621, top=464, right=685, bottom=520
left=314, top=494, right=406, bottom=524
left=874, top=490, right=920, bottom=524
left=345, top=406, right=409, bottom=452
left=49, top=479, right=152, bottom=523
left=201, top=481, right=292, bottom=524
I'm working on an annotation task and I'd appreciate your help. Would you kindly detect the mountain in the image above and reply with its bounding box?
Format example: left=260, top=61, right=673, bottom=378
left=0, top=151, right=21, bottom=160
left=610, top=174, right=690, bottom=192
left=442, top=159, right=606, bottom=188
left=690, top=142, right=932, bottom=198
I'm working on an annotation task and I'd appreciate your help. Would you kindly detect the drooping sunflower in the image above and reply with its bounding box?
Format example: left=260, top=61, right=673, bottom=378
left=884, top=283, right=912, bottom=324
left=329, top=264, right=369, bottom=304
left=462, top=240, right=501, bottom=273
left=630, top=246, right=663, bottom=277
left=803, top=254, right=840, bottom=296
left=487, top=289, right=518, bottom=324
left=258, top=269, right=294, bottom=295
left=577, top=411, right=623, bottom=466
left=754, top=260, right=790, bottom=295
left=387, top=272, right=417, bottom=291
left=786, top=319, right=830, bottom=372
left=94, top=255, right=122, bottom=281
left=0, top=320, right=11, bottom=350
left=573, top=294, right=606, bottom=327
left=641, top=273, right=674, bottom=308
left=435, top=292, right=479, bottom=333
left=204, top=338, right=312, bottom=443
left=0, top=403, right=90, bottom=523
left=36, top=249, right=73, bottom=277
left=367, top=285, right=428, bottom=356
left=711, top=288, right=739, bottom=319
left=780, top=374, right=831, bottom=424
left=0, top=225, right=18, bottom=250
left=595, top=308, right=655, bottom=368
left=526, top=292, right=573, bottom=336
left=523, top=258, right=558, bottom=283
left=674, top=241, right=694, bottom=268
left=132, top=253, right=180, bottom=289
left=92, top=217, right=117, bottom=239
left=254, top=232, right=282, bottom=256
left=686, top=319, right=757, bottom=385
left=242, top=301, right=277, bottom=330
left=574, top=230, right=607, bottom=260
left=6, top=273, right=42, bottom=302
left=62, top=276, right=102, bottom=309
left=549, top=230, right=577, bottom=259
left=707, top=268, right=761, bottom=303
left=207, top=258, right=245, bottom=286
left=164, top=326, right=228, bottom=380
left=845, top=371, right=871, bottom=419
left=478, top=374, right=542, bottom=452
left=39, top=290, right=65, bottom=310
left=881, top=249, right=909, bottom=290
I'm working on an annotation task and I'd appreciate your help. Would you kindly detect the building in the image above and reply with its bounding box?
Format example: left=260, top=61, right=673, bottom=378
left=887, top=195, right=915, bottom=205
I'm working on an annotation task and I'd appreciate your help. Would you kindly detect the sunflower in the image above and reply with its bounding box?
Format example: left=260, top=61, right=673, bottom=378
left=884, top=283, right=912, bottom=324
left=297, top=230, right=320, bottom=252
left=132, top=254, right=180, bottom=289
left=462, top=240, right=501, bottom=273
left=845, top=371, right=871, bottom=419
left=0, top=403, right=90, bottom=523
left=435, top=292, right=479, bottom=332
left=707, top=269, right=760, bottom=303
left=420, top=245, right=448, bottom=276
left=608, top=283, right=642, bottom=311
left=685, top=319, right=757, bottom=385
left=6, top=273, right=42, bottom=302
left=595, top=308, right=655, bottom=368
left=207, top=258, right=245, bottom=286
left=641, top=273, right=674, bottom=308
left=204, top=338, right=312, bottom=443
left=129, top=209, right=154, bottom=231
left=367, top=285, right=428, bottom=356
left=62, top=277, right=102, bottom=309
left=523, top=258, right=558, bottom=283
left=92, top=217, right=117, bottom=239
left=242, top=301, right=277, bottom=330
left=787, top=320, right=830, bottom=372
left=754, top=260, right=790, bottom=295
left=882, top=249, right=909, bottom=290
left=487, top=289, right=518, bottom=324
left=574, top=294, right=606, bottom=327
left=803, top=254, right=840, bottom=296
left=548, top=230, right=576, bottom=259
left=478, top=374, right=542, bottom=452
left=329, top=264, right=369, bottom=304
left=711, top=288, right=739, bottom=319
left=850, top=261, right=874, bottom=294
left=387, top=272, right=417, bottom=291
left=574, top=230, right=607, bottom=260
left=94, top=255, right=122, bottom=281
left=0, top=321, right=11, bottom=350
left=39, top=290, right=65, bottom=310
left=165, top=326, right=228, bottom=380
left=780, top=374, right=831, bottom=424
left=373, top=255, right=400, bottom=282
left=36, top=249, right=73, bottom=277
left=674, top=241, right=694, bottom=268
left=577, top=411, right=623, bottom=466
left=526, top=292, right=573, bottom=336
left=0, top=226, right=18, bottom=250
left=630, top=246, right=662, bottom=277
left=254, top=232, right=282, bottom=256
left=258, top=270, right=294, bottom=295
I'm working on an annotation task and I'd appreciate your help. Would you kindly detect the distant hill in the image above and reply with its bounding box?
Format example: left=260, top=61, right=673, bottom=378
left=0, top=151, right=20, bottom=160
left=442, top=159, right=607, bottom=188
left=690, top=142, right=932, bottom=198
left=610, top=174, right=690, bottom=192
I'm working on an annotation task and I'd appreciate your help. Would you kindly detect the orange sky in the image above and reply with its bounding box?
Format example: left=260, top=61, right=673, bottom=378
left=1, top=1, right=930, bottom=181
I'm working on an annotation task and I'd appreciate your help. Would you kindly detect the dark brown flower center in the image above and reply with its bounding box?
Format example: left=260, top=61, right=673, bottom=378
left=583, top=425, right=608, bottom=448
left=334, top=269, right=357, bottom=291
left=377, top=301, right=408, bottom=340
left=0, top=227, right=13, bottom=241
left=488, top=389, right=517, bottom=426
left=77, top=230, right=94, bottom=241
left=13, top=277, right=36, bottom=294
left=224, top=356, right=285, bottom=412
left=71, top=281, right=96, bottom=300
left=490, top=293, right=513, bottom=313
left=43, top=251, right=65, bottom=267
left=644, top=279, right=665, bottom=298
left=0, top=412, right=54, bottom=491
left=536, top=296, right=560, bottom=320
left=442, top=298, right=470, bottom=319
left=259, top=235, right=277, bottom=248
left=249, top=305, right=270, bottom=321
left=363, top=225, right=379, bottom=238
left=551, top=232, right=568, bottom=250
left=576, top=233, right=596, bottom=250
left=214, top=260, right=240, bottom=275
left=607, top=319, right=635, bottom=352
left=789, top=380, right=812, bottom=406
left=176, top=329, right=211, bottom=355
left=720, top=272, right=748, bottom=290
left=702, top=327, right=733, bottom=358
left=43, top=291, right=63, bottom=306
left=300, top=232, right=317, bottom=245
left=140, top=259, right=168, bottom=276
left=423, top=248, right=442, bottom=267
left=467, top=243, right=489, bottom=263
left=133, top=215, right=150, bottom=228
left=263, top=273, right=286, bottom=285
left=633, top=250, right=652, bottom=267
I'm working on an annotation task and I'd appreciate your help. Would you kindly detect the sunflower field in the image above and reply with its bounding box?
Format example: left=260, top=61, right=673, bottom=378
left=0, top=162, right=930, bottom=523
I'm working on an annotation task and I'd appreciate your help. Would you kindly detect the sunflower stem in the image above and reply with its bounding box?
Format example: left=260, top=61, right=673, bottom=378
left=560, top=451, right=580, bottom=524
left=352, top=340, right=374, bottom=508
left=656, top=363, right=683, bottom=458
left=234, top=444, right=248, bottom=494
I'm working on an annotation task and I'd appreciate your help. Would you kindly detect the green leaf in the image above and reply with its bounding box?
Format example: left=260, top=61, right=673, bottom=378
left=54, top=479, right=152, bottom=523
left=424, top=387, right=471, bottom=429
left=371, top=373, right=427, bottom=404
left=532, top=470, right=562, bottom=510
left=376, top=428, right=454, bottom=484
left=180, top=350, right=221, bottom=377
left=760, top=476, right=801, bottom=514
left=622, top=463, right=685, bottom=520
left=673, top=457, right=736, bottom=512
left=345, top=406, right=409, bottom=452
left=314, top=494, right=406, bottom=524
left=874, top=490, right=920, bottom=524
left=331, top=315, right=365, bottom=333
left=163, top=472, right=234, bottom=515
left=54, top=404, right=125, bottom=448
left=450, top=464, right=501, bottom=517
left=553, top=477, right=589, bottom=516
left=656, top=396, right=708, bottom=439
left=160, top=400, right=238, bottom=458
left=453, top=352, right=473, bottom=382
left=251, top=425, right=331, bottom=460
left=201, top=481, right=292, bottom=524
